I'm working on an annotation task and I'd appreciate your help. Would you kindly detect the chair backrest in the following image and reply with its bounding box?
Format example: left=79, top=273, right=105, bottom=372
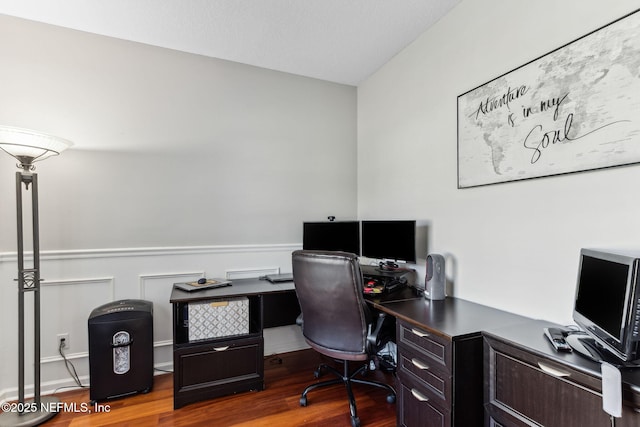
left=292, top=250, right=371, bottom=360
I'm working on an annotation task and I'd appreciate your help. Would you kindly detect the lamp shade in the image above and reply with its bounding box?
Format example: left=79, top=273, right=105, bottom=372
left=0, top=125, right=73, bottom=167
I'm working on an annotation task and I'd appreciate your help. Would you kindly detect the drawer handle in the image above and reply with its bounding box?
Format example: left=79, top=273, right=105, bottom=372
left=538, top=361, right=570, bottom=378
left=410, top=388, right=430, bottom=402
left=411, top=328, right=429, bottom=338
left=213, top=346, right=229, bottom=352
left=411, top=358, right=430, bottom=371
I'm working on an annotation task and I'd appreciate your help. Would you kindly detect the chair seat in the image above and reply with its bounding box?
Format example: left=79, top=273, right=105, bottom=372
left=306, top=340, right=369, bottom=362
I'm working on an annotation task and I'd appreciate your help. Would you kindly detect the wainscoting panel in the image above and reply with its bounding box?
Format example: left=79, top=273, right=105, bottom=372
left=0, top=243, right=299, bottom=403
left=139, top=271, right=203, bottom=345
left=41, top=277, right=115, bottom=359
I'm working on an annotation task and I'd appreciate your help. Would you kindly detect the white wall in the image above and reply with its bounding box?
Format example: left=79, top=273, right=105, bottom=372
left=0, top=15, right=355, bottom=399
left=358, top=0, right=640, bottom=323
left=0, top=15, right=358, bottom=251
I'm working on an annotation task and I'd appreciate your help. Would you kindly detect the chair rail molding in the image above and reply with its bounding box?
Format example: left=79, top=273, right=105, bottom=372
left=0, top=243, right=302, bottom=263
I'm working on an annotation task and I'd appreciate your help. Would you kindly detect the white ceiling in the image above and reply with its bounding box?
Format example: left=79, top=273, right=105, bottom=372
left=0, top=0, right=459, bottom=86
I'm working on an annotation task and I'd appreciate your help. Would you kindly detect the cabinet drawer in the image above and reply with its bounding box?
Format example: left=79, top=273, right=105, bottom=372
left=173, top=336, right=264, bottom=408
left=398, top=321, right=452, bottom=371
left=487, top=343, right=610, bottom=427
left=488, top=337, right=602, bottom=392
left=398, top=344, right=451, bottom=404
left=398, top=381, right=451, bottom=427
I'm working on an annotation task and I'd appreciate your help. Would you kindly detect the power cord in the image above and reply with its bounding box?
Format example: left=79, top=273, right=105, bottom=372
left=58, top=339, right=87, bottom=389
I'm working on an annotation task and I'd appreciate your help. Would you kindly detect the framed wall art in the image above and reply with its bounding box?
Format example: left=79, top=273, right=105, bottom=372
left=457, top=9, right=640, bottom=188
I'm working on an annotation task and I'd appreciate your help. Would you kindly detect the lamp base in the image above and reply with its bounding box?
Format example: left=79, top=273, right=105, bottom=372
left=0, top=396, right=59, bottom=427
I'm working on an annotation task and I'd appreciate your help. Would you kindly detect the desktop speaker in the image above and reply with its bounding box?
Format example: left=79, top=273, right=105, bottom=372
left=425, top=253, right=446, bottom=300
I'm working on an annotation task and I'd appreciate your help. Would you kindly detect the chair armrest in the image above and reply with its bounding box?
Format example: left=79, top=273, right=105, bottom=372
left=366, top=312, right=386, bottom=353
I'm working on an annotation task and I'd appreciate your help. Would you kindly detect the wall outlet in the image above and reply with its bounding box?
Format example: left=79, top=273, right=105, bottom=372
left=57, top=333, right=70, bottom=350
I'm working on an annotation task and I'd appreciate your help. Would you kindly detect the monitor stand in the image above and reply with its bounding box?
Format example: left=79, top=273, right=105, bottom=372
left=566, top=334, right=640, bottom=369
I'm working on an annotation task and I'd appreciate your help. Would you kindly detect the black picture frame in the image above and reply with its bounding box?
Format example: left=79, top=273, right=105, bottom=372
left=457, top=9, right=640, bottom=188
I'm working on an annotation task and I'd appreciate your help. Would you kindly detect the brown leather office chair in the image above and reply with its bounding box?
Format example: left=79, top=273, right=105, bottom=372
left=292, top=250, right=396, bottom=427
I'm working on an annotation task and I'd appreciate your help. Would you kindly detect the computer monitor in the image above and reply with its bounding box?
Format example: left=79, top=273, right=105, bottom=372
left=361, top=220, right=417, bottom=263
left=302, top=221, right=360, bottom=255
left=572, top=248, right=640, bottom=364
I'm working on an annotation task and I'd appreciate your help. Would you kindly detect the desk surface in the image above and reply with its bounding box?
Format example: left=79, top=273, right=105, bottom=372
left=364, top=285, right=421, bottom=304
left=170, top=277, right=295, bottom=303
left=377, top=294, right=532, bottom=340
left=170, top=279, right=532, bottom=343
left=169, top=277, right=420, bottom=304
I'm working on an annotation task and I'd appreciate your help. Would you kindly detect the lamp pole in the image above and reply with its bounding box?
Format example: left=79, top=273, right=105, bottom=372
left=5, top=169, right=60, bottom=426
left=0, top=126, right=72, bottom=427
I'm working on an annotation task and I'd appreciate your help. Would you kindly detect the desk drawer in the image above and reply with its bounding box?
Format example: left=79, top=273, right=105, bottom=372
left=486, top=336, right=609, bottom=427
left=489, top=351, right=610, bottom=426
left=398, top=381, right=451, bottom=427
left=398, top=344, right=451, bottom=404
left=173, top=336, right=264, bottom=408
left=398, top=321, right=452, bottom=371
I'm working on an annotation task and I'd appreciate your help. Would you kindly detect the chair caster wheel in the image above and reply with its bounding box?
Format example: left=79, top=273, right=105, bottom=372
left=386, top=394, right=396, bottom=404
left=299, top=396, right=307, bottom=407
left=351, top=415, right=361, bottom=427
left=313, top=370, right=321, bottom=379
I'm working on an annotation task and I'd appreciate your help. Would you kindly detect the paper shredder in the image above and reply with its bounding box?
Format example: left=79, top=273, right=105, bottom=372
left=88, top=299, right=154, bottom=402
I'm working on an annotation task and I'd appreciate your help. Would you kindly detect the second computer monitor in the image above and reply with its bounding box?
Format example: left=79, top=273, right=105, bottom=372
left=361, top=220, right=417, bottom=263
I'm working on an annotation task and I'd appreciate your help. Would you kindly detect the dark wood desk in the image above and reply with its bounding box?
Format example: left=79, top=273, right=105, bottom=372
left=373, top=291, right=531, bottom=427
left=169, top=279, right=532, bottom=422
left=376, top=294, right=640, bottom=426
left=169, top=278, right=297, bottom=409
left=170, top=279, right=568, bottom=427
left=170, top=278, right=640, bottom=425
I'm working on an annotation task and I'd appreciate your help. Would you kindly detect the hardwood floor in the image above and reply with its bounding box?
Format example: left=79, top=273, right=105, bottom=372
left=40, top=350, right=397, bottom=426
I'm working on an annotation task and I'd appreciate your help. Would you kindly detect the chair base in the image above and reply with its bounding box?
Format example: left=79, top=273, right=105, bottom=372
left=299, top=359, right=396, bottom=427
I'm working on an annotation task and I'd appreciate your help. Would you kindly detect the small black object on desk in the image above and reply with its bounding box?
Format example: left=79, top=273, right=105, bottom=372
left=544, top=327, right=573, bottom=352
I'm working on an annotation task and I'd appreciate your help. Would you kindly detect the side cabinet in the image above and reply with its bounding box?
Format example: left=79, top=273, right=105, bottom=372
left=396, top=320, right=484, bottom=427
left=171, top=294, right=264, bottom=409
left=484, top=333, right=640, bottom=427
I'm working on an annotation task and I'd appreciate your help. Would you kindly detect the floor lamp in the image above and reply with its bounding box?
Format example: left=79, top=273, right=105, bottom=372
left=0, top=126, right=72, bottom=427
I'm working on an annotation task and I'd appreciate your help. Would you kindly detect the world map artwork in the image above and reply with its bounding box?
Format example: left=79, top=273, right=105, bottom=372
left=457, top=10, right=640, bottom=188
